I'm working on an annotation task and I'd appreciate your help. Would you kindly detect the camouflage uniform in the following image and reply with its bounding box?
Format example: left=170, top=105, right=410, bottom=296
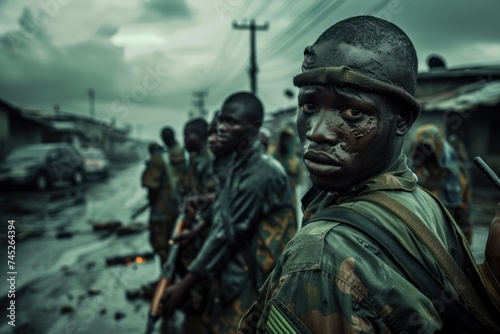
left=409, top=124, right=472, bottom=243
left=189, top=145, right=216, bottom=196
left=141, top=151, right=179, bottom=264
left=271, top=127, right=302, bottom=208
left=168, top=142, right=191, bottom=200
left=177, top=145, right=216, bottom=330
left=188, top=143, right=297, bottom=334
left=248, top=154, right=477, bottom=333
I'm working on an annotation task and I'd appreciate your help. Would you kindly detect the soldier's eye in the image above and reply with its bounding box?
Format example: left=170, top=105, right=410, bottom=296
left=300, top=103, right=318, bottom=114
left=340, top=108, right=364, bottom=121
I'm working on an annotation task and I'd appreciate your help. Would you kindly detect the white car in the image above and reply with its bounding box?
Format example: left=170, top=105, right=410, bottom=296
left=81, top=148, right=110, bottom=180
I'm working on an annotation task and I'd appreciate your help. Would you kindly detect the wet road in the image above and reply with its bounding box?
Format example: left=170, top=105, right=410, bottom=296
left=0, top=163, right=161, bottom=334
left=0, top=163, right=492, bottom=334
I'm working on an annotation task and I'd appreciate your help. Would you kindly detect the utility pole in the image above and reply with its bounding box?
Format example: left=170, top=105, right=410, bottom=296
left=192, top=91, right=208, bottom=117
left=88, top=88, right=95, bottom=118
left=232, top=19, right=269, bottom=95
left=53, top=104, right=61, bottom=117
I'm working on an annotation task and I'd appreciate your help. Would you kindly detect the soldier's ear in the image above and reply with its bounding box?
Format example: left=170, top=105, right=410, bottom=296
left=251, top=120, right=262, bottom=134
left=396, top=108, right=415, bottom=136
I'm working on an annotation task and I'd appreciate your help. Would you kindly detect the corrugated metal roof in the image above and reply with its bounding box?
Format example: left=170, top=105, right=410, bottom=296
left=418, top=80, right=500, bottom=112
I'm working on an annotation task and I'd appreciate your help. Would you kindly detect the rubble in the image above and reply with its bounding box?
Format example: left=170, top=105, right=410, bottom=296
left=90, top=220, right=123, bottom=231
left=114, top=311, right=127, bottom=321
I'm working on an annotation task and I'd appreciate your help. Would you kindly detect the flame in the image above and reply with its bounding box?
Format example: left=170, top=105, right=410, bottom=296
left=134, top=256, right=146, bottom=264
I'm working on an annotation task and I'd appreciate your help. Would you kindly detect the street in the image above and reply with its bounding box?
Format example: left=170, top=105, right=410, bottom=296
left=0, top=162, right=494, bottom=334
left=0, top=162, right=161, bottom=334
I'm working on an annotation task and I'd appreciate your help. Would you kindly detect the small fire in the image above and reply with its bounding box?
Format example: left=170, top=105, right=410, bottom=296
left=134, top=256, right=146, bottom=264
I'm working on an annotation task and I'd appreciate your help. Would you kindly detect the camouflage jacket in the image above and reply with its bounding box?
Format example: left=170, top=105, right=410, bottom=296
left=188, top=142, right=297, bottom=302
left=271, top=128, right=302, bottom=193
left=250, top=154, right=475, bottom=333
left=167, top=142, right=191, bottom=199
left=409, top=124, right=472, bottom=236
left=141, top=151, right=179, bottom=224
left=188, top=145, right=216, bottom=197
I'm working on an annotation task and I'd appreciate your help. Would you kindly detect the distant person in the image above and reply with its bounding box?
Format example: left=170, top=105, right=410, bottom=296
left=161, top=92, right=297, bottom=334
left=271, top=126, right=303, bottom=207
left=160, top=127, right=190, bottom=199
left=258, top=127, right=271, bottom=153
left=448, top=133, right=470, bottom=164
left=208, top=111, right=223, bottom=159
left=183, top=118, right=216, bottom=197
left=409, top=124, right=473, bottom=243
left=137, top=141, right=179, bottom=298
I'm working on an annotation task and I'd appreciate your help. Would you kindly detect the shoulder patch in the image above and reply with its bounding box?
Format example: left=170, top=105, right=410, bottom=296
left=281, top=221, right=340, bottom=273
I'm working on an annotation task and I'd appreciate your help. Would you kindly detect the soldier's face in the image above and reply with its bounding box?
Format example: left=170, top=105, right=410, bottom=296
left=184, top=130, right=202, bottom=153
left=297, top=84, right=398, bottom=191
left=217, top=101, right=255, bottom=156
left=297, top=40, right=408, bottom=191
left=208, top=130, right=223, bottom=157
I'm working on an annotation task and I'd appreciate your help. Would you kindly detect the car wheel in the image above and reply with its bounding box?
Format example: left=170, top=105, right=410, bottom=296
left=72, top=170, right=83, bottom=186
left=99, top=169, right=109, bottom=180
left=35, top=173, right=49, bottom=191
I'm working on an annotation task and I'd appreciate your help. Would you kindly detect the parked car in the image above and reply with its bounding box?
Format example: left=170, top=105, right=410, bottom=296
left=0, top=143, right=85, bottom=191
left=81, top=148, right=110, bottom=180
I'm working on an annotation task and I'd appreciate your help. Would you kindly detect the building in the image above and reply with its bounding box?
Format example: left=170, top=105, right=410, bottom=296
left=0, top=98, right=53, bottom=155
left=0, top=97, right=142, bottom=162
left=411, top=62, right=500, bottom=195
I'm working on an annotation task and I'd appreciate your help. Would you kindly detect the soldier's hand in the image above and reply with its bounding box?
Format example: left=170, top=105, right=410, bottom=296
left=485, top=202, right=500, bottom=279
left=162, top=283, right=187, bottom=318
left=171, top=229, right=197, bottom=243
left=161, top=273, right=199, bottom=318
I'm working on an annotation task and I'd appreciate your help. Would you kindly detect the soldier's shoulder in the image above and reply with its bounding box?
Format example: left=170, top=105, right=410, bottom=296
left=279, top=219, right=384, bottom=276
left=279, top=221, right=342, bottom=273
left=255, top=152, right=288, bottom=178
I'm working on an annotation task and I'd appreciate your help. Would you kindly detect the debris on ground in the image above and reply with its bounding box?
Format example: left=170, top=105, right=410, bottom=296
left=88, top=288, right=101, bottom=296
left=90, top=220, right=123, bottom=231
left=60, top=305, right=74, bottom=314
left=56, top=231, right=74, bottom=239
left=114, top=311, right=127, bottom=321
left=115, top=223, right=147, bottom=236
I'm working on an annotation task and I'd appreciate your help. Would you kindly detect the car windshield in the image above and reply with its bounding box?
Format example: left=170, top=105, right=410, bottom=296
left=82, top=151, right=103, bottom=159
left=3, top=146, right=52, bottom=162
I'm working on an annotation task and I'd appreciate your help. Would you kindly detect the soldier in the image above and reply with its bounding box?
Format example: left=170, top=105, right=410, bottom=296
left=174, top=118, right=216, bottom=334
left=409, top=124, right=473, bottom=243
left=239, top=16, right=499, bottom=333
left=258, top=127, right=271, bottom=153
left=183, top=117, right=216, bottom=199
left=161, top=92, right=297, bottom=333
left=135, top=140, right=179, bottom=298
left=161, top=126, right=190, bottom=200
left=271, top=127, right=303, bottom=207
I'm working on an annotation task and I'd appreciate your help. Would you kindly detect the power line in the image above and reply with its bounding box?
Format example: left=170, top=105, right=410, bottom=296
left=261, top=0, right=350, bottom=62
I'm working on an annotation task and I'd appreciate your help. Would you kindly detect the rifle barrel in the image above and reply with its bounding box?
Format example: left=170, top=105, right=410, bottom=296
left=474, top=157, right=500, bottom=191
left=145, top=313, right=157, bottom=334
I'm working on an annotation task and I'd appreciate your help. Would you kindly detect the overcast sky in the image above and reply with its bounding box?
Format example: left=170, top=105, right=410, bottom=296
left=1, top=0, right=499, bottom=141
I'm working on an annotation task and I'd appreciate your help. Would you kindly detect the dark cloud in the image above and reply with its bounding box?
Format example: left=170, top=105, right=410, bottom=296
left=138, top=0, right=191, bottom=22
left=0, top=6, right=196, bottom=139
left=0, top=11, right=127, bottom=105
left=372, top=0, right=500, bottom=67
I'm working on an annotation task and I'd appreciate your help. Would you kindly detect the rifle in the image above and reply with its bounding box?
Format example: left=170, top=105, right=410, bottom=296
left=474, top=156, right=500, bottom=191
left=145, top=212, right=187, bottom=334
left=131, top=202, right=150, bottom=220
